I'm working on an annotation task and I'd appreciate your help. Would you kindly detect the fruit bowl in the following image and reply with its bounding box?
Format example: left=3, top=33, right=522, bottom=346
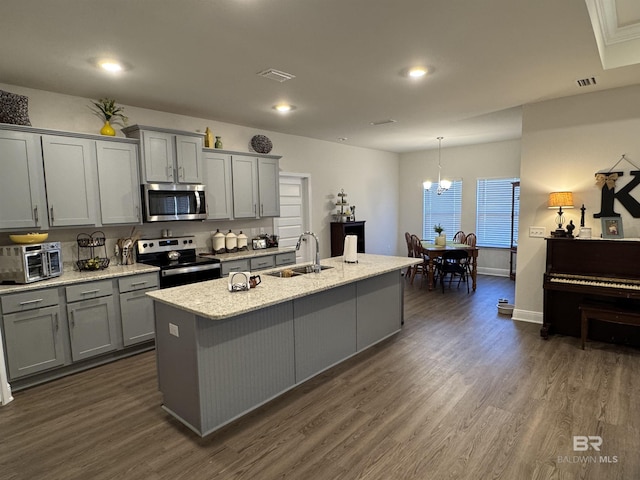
left=9, top=233, right=49, bottom=244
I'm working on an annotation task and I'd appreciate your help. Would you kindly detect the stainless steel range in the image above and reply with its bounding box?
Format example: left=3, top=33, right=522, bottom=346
left=135, top=236, right=221, bottom=288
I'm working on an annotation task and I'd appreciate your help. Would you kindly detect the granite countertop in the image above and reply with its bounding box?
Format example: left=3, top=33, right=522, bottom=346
left=201, top=246, right=296, bottom=262
left=0, top=263, right=160, bottom=294
left=147, top=254, right=422, bottom=321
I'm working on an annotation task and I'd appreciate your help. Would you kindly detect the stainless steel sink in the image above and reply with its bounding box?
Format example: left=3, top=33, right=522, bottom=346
left=267, top=265, right=333, bottom=277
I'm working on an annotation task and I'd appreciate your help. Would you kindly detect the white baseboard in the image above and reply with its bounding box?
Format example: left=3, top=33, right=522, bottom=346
left=512, top=309, right=543, bottom=325
left=477, top=267, right=509, bottom=277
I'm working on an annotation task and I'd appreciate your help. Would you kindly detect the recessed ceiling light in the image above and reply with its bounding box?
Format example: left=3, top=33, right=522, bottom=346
left=273, top=104, right=296, bottom=113
left=408, top=67, right=427, bottom=78
left=338, top=137, right=348, bottom=142
left=99, top=61, right=123, bottom=73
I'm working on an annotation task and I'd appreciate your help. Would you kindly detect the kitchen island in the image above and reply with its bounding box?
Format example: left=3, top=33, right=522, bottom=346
left=147, top=253, right=420, bottom=437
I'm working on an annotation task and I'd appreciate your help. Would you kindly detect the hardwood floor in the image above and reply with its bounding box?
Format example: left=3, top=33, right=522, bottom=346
left=1, top=275, right=639, bottom=480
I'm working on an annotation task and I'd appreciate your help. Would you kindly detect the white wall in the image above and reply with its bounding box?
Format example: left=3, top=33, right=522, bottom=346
left=514, top=84, right=640, bottom=323
left=0, top=83, right=400, bottom=259
left=399, top=139, right=521, bottom=274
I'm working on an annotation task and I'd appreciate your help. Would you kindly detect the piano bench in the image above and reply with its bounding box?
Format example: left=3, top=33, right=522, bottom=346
left=579, top=304, right=640, bottom=350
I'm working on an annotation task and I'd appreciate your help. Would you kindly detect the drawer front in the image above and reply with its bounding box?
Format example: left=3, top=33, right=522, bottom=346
left=221, top=259, right=251, bottom=276
left=250, top=256, right=275, bottom=271
left=66, top=280, right=113, bottom=303
left=1, top=288, right=59, bottom=314
left=118, top=273, right=159, bottom=293
left=275, top=251, right=296, bottom=266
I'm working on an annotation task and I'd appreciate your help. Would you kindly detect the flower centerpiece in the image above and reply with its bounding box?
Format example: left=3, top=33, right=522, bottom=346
left=434, top=223, right=446, bottom=246
left=90, top=98, right=128, bottom=136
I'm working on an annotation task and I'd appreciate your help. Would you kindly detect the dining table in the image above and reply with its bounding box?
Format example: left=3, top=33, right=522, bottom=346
left=420, top=241, right=479, bottom=291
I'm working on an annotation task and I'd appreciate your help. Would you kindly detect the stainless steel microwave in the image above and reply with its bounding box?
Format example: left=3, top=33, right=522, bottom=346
left=0, top=241, right=63, bottom=284
left=142, top=184, right=207, bottom=222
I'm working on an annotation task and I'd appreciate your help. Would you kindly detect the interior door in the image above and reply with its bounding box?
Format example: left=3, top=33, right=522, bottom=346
left=275, top=174, right=311, bottom=263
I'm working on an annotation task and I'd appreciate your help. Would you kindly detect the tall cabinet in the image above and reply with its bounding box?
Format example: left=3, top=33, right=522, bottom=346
left=330, top=221, right=366, bottom=257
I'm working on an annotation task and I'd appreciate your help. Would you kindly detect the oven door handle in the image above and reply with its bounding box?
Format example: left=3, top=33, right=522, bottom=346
left=161, top=264, right=220, bottom=277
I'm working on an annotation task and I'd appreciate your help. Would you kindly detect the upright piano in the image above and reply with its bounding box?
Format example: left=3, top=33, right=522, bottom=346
left=543, top=237, right=640, bottom=347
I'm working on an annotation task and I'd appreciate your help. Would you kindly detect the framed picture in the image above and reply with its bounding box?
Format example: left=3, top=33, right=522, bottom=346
left=601, top=217, right=624, bottom=239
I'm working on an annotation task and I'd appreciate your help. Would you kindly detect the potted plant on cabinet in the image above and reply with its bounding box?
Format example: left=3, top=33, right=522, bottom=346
left=90, top=98, right=128, bottom=136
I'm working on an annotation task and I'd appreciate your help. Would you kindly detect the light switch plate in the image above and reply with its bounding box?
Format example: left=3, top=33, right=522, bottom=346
left=529, top=226, right=546, bottom=238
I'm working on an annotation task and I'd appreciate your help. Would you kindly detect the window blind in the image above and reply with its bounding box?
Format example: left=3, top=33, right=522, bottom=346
left=476, top=178, right=519, bottom=248
left=422, top=180, right=462, bottom=240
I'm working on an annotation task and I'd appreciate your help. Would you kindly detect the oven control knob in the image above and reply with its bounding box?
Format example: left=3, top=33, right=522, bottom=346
left=188, top=239, right=193, bottom=244
left=142, top=243, right=148, bottom=248
left=149, top=242, right=154, bottom=247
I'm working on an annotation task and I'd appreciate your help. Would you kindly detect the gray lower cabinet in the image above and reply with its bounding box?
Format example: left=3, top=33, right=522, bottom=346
left=220, top=259, right=250, bottom=276
left=293, top=284, right=357, bottom=382
left=66, top=282, right=117, bottom=361
left=118, top=273, right=159, bottom=346
left=250, top=256, right=275, bottom=271
left=2, top=304, right=64, bottom=380
left=275, top=251, right=296, bottom=266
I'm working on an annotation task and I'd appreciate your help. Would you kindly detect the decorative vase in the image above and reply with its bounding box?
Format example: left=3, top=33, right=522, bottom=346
left=214, top=136, right=223, bottom=149
left=100, top=120, right=116, bottom=136
left=204, top=127, right=214, bottom=148
left=435, top=233, right=446, bottom=246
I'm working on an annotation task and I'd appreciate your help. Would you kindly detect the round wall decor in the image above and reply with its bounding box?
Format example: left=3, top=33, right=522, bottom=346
left=251, top=134, right=273, bottom=154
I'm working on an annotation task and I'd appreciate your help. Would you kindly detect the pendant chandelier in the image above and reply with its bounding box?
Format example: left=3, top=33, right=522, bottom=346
left=423, top=136, right=451, bottom=195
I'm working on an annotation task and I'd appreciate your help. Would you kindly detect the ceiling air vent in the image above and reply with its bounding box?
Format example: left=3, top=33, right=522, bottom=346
left=370, top=119, right=397, bottom=126
left=257, top=68, right=296, bottom=82
left=576, top=76, right=597, bottom=87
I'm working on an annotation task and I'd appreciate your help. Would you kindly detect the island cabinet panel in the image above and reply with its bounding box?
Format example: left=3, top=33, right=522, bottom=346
left=154, top=303, right=202, bottom=432
left=155, top=301, right=295, bottom=436
left=293, top=284, right=357, bottom=382
left=356, top=271, right=402, bottom=351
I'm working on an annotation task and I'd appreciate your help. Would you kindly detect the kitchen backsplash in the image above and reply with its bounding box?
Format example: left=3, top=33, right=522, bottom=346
left=0, top=218, right=274, bottom=268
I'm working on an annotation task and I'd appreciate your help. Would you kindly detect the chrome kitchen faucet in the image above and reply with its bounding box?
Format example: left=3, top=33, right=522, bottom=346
left=296, top=232, right=321, bottom=273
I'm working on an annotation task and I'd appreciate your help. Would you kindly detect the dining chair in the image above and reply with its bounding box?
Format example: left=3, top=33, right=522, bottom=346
left=453, top=230, right=466, bottom=244
left=410, top=234, right=428, bottom=286
left=437, top=249, right=470, bottom=293
left=464, top=233, right=476, bottom=247
left=404, top=231, right=414, bottom=279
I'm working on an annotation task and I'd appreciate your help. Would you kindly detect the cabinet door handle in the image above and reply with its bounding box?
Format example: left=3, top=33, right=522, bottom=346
left=178, top=166, right=184, bottom=179
left=261, top=204, right=264, bottom=215
left=136, top=205, right=140, bottom=220
left=19, top=298, right=43, bottom=306
left=254, top=204, right=257, bottom=214
left=50, top=206, right=55, bottom=222
left=167, top=166, right=173, bottom=179
left=54, top=312, right=59, bottom=331
left=34, top=206, right=39, bottom=224
left=81, top=289, right=100, bottom=295
left=130, top=281, right=147, bottom=287
left=70, top=311, right=75, bottom=328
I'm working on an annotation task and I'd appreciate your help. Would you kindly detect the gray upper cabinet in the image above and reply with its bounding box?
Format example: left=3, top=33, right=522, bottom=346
left=123, top=125, right=203, bottom=184
left=41, top=135, right=97, bottom=227
left=0, top=130, right=48, bottom=230
left=231, top=155, right=279, bottom=218
left=258, top=157, right=280, bottom=217
left=202, top=151, right=232, bottom=220
left=96, top=141, right=141, bottom=224
left=231, top=155, right=258, bottom=218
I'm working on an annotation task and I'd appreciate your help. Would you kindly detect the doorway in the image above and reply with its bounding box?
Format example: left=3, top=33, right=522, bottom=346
left=274, top=173, right=312, bottom=264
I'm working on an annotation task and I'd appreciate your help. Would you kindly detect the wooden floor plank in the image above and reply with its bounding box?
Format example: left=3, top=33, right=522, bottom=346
left=1, top=275, right=639, bottom=479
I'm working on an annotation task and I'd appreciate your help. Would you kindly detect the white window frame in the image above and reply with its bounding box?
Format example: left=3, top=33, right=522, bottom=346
left=422, top=180, right=463, bottom=240
left=476, top=177, right=520, bottom=248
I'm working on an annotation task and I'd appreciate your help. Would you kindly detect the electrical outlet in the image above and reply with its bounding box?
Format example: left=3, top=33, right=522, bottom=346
left=169, top=323, right=179, bottom=338
left=529, top=226, right=546, bottom=238
left=260, top=227, right=265, bottom=234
